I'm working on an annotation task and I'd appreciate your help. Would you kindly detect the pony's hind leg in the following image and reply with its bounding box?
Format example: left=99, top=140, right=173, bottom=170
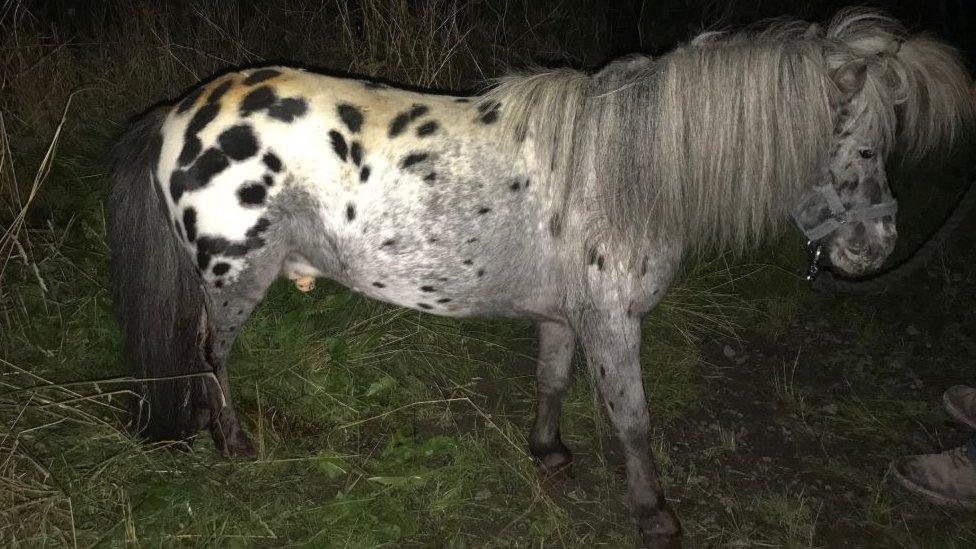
left=577, top=312, right=681, bottom=548
left=529, top=321, right=576, bottom=474
left=199, top=247, right=286, bottom=458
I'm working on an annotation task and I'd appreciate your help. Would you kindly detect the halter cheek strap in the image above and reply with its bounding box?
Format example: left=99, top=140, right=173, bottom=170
left=792, top=184, right=898, bottom=242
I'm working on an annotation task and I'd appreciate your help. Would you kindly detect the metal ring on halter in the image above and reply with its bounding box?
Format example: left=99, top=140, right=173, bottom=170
left=805, top=240, right=823, bottom=282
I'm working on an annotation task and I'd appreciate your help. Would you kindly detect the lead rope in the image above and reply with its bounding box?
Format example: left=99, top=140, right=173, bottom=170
left=811, top=171, right=976, bottom=295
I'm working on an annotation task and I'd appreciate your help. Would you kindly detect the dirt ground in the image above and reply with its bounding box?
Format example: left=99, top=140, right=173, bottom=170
left=672, top=181, right=976, bottom=544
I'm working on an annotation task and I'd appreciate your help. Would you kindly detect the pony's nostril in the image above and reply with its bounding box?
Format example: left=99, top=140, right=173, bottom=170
left=842, top=248, right=861, bottom=262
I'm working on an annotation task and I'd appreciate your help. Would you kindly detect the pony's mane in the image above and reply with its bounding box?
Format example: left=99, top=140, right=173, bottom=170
left=482, top=9, right=974, bottom=255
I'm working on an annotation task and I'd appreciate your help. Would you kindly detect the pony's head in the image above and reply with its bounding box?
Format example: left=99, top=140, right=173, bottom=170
left=793, top=59, right=898, bottom=276
left=794, top=10, right=974, bottom=277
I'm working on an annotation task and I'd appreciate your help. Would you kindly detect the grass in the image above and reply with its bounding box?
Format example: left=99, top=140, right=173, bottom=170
left=4, top=0, right=976, bottom=547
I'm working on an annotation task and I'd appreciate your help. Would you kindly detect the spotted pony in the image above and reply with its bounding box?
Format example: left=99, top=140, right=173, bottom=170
left=107, top=10, right=972, bottom=547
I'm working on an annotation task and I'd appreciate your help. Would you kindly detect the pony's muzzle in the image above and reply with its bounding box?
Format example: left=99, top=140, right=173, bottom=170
left=827, top=220, right=897, bottom=276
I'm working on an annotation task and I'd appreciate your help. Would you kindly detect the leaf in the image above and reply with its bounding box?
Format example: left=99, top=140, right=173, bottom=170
left=365, top=375, right=397, bottom=397
left=367, top=475, right=425, bottom=488
left=315, top=453, right=347, bottom=479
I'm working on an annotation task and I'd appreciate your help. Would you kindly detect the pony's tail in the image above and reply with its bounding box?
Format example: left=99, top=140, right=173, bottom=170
left=107, top=106, right=211, bottom=442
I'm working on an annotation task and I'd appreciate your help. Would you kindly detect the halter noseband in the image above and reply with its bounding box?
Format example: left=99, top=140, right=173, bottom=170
left=792, top=184, right=898, bottom=281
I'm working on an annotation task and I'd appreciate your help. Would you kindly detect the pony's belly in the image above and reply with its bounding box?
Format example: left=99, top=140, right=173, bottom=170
left=327, top=236, right=545, bottom=317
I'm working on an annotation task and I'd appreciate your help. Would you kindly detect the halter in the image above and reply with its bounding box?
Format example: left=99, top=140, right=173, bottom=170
left=792, top=184, right=898, bottom=281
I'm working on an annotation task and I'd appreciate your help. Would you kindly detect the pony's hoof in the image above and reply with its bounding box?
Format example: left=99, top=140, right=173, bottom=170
left=226, top=435, right=258, bottom=459
left=530, top=441, right=573, bottom=478
left=293, top=276, right=316, bottom=292
left=537, top=454, right=573, bottom=480
left=636, top=505, right=682, bottom=549
left=213, top=428, right=258, bottom=459
left=537, top=457, right=574, bottom=488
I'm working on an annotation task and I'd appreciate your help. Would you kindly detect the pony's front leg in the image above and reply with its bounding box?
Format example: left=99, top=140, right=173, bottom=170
left=529, top=320, right=576, bottom=474
left=577, top=312, right=681, bottom=548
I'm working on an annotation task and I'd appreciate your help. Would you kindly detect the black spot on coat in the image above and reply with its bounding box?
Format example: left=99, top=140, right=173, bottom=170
left=416, top=121, right=439, bottom=137
left=207, top=80, right=233, bottom=103
left=176, top=87, right=204, bottom=114
left=192, top=148, right=230, bottom=185
left=262, top=152, right=282, bottom=172
left=346, top=204, right=356, bottom=221
left=240, top=87, right=277, bottom=117
left=212, top=262, right=231, bottom=276
left=246, top=217, right=270, bottom=238
left=183, top=208, right=198, bottom=242
left=401, top=153, right=429, bottom=168
left=218, top=125, right=259, bottom=160
left=196, top=236, right=251, bottom=270
left=388, top=113, right=411, bottom=137
left=170, top=171, right=189, bottom=202
left=178, top=136, right=202, bottom=166
left=187, top=103, right=220, bottom=135
left=268, top=97, right=307, bottom=122
left=238, top=183, right=267, bottom=206
left=360, top=166, right=371, bottom=183
left=337, top=104, right=364, bottom=132
left=389, top=104, right=429, bottom=137
left=350, top=141, right=363, bottom=166
left=329, top=130, right=348, bottom=161
left=476, top=101, right=500, bottom=124
left=243, top=69, right=281, bottom=85
left=479, top=109, right=499, bottom=124
left=865, top=180, right=883, bottom=202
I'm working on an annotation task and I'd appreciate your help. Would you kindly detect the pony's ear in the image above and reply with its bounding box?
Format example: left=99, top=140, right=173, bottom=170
left=833, top=58, right=868, bottom=101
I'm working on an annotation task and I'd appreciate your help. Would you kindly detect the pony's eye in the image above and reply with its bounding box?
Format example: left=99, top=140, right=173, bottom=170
left=859, top=149, right=876, bottom=159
